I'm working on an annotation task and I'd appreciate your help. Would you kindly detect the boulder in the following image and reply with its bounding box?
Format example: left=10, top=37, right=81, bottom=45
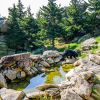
left=89, top=54, right=100, bottom=65
left=61, top=89, right=83, bottom=100
left=39, top=61, right=50, bottom=68
left=43, top=50, right=60, bottom=58
left=46, top=58, right=54, bottom=64
left=0, top=53, right=30, bottom=64
left=54, top=56, right=62, bottom=63
left=0, top=73, right=7, bottom=88
left=81, top=38, right=97, bottom=51
left=23, top=65, right=33, bottom=76
left=72, top=77, right=92, bottom=99
left=5, top=69, right=17, bottom=80
left=0, top=88, right=22, bottom=100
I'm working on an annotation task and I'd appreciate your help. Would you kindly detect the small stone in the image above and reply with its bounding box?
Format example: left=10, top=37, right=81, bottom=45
left=40, top=61, right=50, bottom=67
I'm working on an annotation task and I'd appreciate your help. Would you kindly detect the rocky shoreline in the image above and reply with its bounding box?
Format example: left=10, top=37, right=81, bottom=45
left=0, top=51, right=100, bottom=100
left=0, top=51, right=64, bottom=88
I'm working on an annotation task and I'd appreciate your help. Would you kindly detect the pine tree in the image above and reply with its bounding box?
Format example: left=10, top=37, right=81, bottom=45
left=6, top=4, right=26, bottom=52
left=88, top=0, right=100, bottom=36
left=22, top=6, right=39, bottom=50
left=38, top=0, right=62, bottom=48
left=17, top=0, right=26, bottom=19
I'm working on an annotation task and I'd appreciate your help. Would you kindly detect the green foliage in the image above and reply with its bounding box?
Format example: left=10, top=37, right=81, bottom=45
left=6, top=4, right=26, bottom=51
left=4, top=0, right=100, bottom=54
left=67, top=43, right=80, bottom=49
left=37, top=0, right=63, bottom=47
left=5, top=1, right=39, bottom=52
left=96, top=36, right=100, bottom=42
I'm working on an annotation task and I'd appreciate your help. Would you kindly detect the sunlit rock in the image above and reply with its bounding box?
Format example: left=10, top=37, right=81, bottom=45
left=81, top=38, right=97, bottom=51
left=89, top=54, right=100, bottom=65
left=43, top=50, right=60, bottom=58
left=61, top=89, right=83, bottom=100
left=0, top=88, right=22, bottom=100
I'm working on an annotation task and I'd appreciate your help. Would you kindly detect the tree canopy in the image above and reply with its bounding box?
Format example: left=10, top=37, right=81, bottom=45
left=5, top=0, right=100, bottom=52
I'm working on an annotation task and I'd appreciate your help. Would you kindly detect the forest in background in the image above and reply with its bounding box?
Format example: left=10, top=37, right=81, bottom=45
left=2, top=0, right=100, bottom=53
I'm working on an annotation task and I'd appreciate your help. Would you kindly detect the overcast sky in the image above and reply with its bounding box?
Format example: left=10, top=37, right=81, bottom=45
left=0, top=0, right=71, bottom=17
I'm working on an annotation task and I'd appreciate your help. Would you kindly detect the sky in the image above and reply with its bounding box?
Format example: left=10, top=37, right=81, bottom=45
left=0, top=0, right=71, bottom=17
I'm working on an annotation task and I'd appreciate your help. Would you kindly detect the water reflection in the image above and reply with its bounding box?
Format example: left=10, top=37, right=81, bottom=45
left=24, top=73, right=45, bottom=93
left=24, top=66, right=66, bottom=92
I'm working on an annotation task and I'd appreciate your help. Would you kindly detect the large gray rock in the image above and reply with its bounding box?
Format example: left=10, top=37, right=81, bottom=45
left=54, top=56, right=62, bottom=63
left=61, top=57, right=100, bottom=100
left=72, top=77, right=92, bottom=99
left=81, top=38, right=97, bottom=51
left=0, top=73, right=7, bottom=88
left=61, top=89, right=83, bottom=100
left=0, top=53, right=30, bottom=64
left=43, top=50, right=60, bottom=58
left=0, top=88, right=22, bottom=100
left=5, top=69, right=17, bottom=80
left=39, top=61, right=50, bottom=68
left=89, top=54, right=100, bottom=65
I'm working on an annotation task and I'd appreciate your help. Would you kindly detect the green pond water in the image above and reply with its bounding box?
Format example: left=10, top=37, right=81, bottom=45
left=8, top=64, right=74, bottom=92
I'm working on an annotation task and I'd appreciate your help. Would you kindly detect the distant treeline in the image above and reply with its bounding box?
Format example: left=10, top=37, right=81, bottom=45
left=5, top=0, right=100, bottom=52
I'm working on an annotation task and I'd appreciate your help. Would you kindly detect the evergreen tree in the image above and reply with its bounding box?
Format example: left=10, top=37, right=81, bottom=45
left=88, top=0, right=100, bottom=36
left=62, top=0, right=88, bottom=41
left=17, top=0, right=26, bottom=19
left=38, top=0, right=62, bottom=47
left=6, top=4, right=26, bottom=52
left=22, top=6, right=39, bottom=51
